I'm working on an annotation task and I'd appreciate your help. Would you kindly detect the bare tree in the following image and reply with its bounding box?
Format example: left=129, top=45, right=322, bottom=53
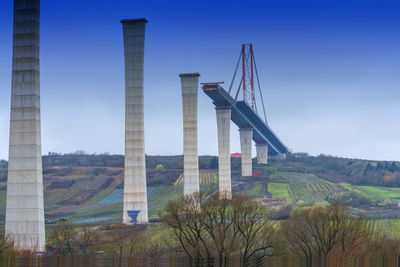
left=282, top=202, right=358, bottom=267
left=162, top=193, right=279, bottom=267
left=161, top=193, right=213, bottom=266
left=282, top=209, right=314, bottom=267
left=201, top=195, right=240, bottom=267
left=232, top=195, right=277, bottom=267
left=336, top=214, right=370, bottom=265
left=49, top=221, right=76, bottom=256
left=75, top=226, right=99, bottom=255
left=308, top=202, right=348, bottom=265
left=102, top=225, right=143, bottom=267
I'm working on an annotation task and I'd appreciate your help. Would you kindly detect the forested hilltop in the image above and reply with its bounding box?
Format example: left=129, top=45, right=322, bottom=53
left=0, top=152, right=399, bottom=186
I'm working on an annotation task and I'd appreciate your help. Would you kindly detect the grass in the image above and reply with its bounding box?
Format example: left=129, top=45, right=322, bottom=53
left=143, top=224, right=176, bottom=246
left=264, top=183, right=342, bottom=204
left=241, top=178, right=341, bottom=204
left=148, top=184, right=218, bottom=218
left=341, top=184, right=400, bottom=203
left=254, top=164, right=280, bottom=172
left=268, top=183, right=291, bottom=200
left=148, top=186, right=182, bottom=217
left=279, top=171, right=331, bottom=184
left=241, top=183, right=268, bottom=198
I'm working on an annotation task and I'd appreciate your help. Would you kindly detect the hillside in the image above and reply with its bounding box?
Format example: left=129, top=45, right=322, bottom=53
left=2, top=152, right=399, bottom=185
left=0, top=153, right=400, bottom=233
left=280, top=153, right=400, bottom=186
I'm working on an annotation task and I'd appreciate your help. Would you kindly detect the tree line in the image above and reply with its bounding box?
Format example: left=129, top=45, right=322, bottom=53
left=161, top=194, right=400, bottom=267
left=0, top=194, right=399, bottom=266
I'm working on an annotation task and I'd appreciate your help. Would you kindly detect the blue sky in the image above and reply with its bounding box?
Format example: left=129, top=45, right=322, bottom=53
left=1, top=0, right=400, bottom=160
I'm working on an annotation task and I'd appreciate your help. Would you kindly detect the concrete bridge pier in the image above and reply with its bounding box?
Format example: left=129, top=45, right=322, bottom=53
left=240, top=128, right=253, bottom=176
left=256, top=143, right=268, bottom=164
left=121, top=18, right=148, bottom=224
left=6, top=0, right=45, bottom=251
left=180, top=73, right=200, bottom=196
left=216, top=106, right=232, bottom=199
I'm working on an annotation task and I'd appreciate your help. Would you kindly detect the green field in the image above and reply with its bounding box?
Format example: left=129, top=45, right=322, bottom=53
left=279, top=171, right=331, bottom=184
left=341, top=184, right=400, bottom=203
left=148, top=184, right=217, bottom=217
left=268, top=183, right=291, bottom=200
left=240, top=172, right=340, bottom=204
left=148, top=186, right=182, bottom=217
left=241, top=183, right=268, bottom=198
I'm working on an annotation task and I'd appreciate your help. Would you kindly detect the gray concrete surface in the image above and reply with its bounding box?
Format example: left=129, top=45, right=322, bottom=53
left=121, top=18, right=148, bottom=224
left=180, top=73, right=200, bottom=196
left=240, top=128, right=253, bottom=176
left=216, top=107, right=232, bottom=199
left=256, top=143, right=268, bottom=164
left=5, top=0, right=45, bottom=251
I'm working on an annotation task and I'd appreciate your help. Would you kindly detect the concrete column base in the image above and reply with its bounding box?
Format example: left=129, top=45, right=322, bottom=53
left=216, top=107, right=232, bottom=199
left=240, top=128, right=253, bottom=176
left=180, top=73, right=200, bottom=196
left=6, top=0, right=46, bottom=251
left=256, top=143, right=268, bottom=164
left=121, top=18, right=149, bottom=224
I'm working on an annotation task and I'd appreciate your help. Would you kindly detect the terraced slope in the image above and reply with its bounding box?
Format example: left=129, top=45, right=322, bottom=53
left=0, top=157, right=398, bottom=228
left=279, top=171, right=331, bottom=184
left=7, top=165, right=218, bottom=225
left=240, top=171, right=344, bottom=204
left=174, top=171, right=218, bottom=186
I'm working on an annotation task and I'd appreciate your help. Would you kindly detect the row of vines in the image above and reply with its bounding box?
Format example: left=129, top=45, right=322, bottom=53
left=288, top=183, right=343, bottom=202
left=174, top=173, right=218, bottom=187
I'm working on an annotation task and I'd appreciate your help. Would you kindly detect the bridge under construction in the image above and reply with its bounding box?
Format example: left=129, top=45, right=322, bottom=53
left=5, top=1, right=290, bottom=251
left=180, top=44, right=290, bottom=200
left=203, top=83, right=289, bottom=158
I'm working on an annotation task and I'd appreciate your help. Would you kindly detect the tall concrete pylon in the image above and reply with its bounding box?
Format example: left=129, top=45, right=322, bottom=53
left=180, top=73, right=200, bottom=196
left=256, top=143, right=268, bottom=164
left=216, top=107, right=232, bottom=199
left=5, top=0, right=45, bottom=251
left=240, top=128, right=253, bottom=176
left=121, top=18, right=148, bottom=224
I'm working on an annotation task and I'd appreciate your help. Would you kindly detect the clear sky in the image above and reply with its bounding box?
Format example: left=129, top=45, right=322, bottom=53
left=1, top=0, right=400, bottom=161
